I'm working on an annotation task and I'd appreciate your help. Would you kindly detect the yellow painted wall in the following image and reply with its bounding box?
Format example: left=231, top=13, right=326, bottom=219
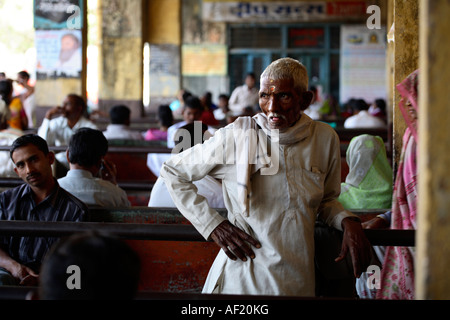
left=146, top=0, right=180, bottom=45
left=35, top=79, right=82, bottom=107
left=98, top=0, right=143, bottom=115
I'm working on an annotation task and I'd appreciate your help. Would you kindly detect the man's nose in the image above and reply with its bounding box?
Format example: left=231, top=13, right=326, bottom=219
left=267, top=96, right=279, bottom=112
left=25, top=163, right=34, bottom=174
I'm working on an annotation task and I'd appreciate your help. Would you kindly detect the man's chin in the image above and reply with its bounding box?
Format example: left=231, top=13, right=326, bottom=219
left=268, top=121, right=288, bottom=131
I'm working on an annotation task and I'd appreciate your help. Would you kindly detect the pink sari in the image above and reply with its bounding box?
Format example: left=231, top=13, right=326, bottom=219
left=377, top=70, right=418, bottom=300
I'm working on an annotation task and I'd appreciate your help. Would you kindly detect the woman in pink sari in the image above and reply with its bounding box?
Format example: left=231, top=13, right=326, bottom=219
left=376, top=69, right=419, bottom=300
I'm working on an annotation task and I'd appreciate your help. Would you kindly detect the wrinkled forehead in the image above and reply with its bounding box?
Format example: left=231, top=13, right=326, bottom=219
left=260, top=77, right=298, bottom=93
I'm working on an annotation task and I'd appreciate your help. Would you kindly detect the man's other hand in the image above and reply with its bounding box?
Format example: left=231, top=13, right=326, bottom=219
left=210, top=220, right=261, bottom=262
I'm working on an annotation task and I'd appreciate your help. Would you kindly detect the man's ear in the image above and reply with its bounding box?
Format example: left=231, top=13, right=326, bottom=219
left=66, top=149, right=70, bottom=163
left=47, top=151, right=55, bottom=165
left=300, top=91, right=314, bottom=111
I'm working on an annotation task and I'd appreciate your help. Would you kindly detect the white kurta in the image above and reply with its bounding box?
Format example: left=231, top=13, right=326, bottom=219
left=160, top=114, right=354, bottom=296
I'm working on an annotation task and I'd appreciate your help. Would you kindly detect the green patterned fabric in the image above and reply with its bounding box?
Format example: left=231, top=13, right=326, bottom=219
left=338, top=134, right=392, bottom=209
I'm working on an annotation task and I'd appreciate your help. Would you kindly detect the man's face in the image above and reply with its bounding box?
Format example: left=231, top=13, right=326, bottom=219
left=61, top=35, right=79, bottom=51
left=245, top=76, right=255, bottom=89
left=17, top=74, right=28, bottom=86
left=12, top=144, right=55, bottom=189
left=62, top=96, right=82, bottom=119
left=259, top=78, right=311, bottom=130
left=183, top=107, right=203, bottom=123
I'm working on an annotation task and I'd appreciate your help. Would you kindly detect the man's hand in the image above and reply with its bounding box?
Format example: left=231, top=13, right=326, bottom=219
left=362, top=217, right=389, bottom=229
left=335, top=217, right=372, bottom=278
left=19, top=274, right=39, bottom=286
left=99, top=158, right=118, bottom=185
left=10, top=263, right=39, bottom=285
left=45, top=106, right=64, bottom=120
left=210, top=220, right=261, bottom=261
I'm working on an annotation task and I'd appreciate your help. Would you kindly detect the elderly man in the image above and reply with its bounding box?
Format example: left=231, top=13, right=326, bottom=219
left=0, top=134, right=88, bottom=286
left=160, top=58, right=372, bottom=296
left=38, top=94, right=97, bottom=172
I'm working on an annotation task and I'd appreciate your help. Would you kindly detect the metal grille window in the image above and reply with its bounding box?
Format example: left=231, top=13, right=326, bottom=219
left=230, top=27, right=282, bottom=49
left=228, top=24, right=341, bottom=101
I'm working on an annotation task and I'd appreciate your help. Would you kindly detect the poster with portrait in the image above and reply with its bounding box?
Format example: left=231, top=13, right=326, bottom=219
left=35, top=30, right=82, bottom=79
left=34, top=0, right=83, bottom=29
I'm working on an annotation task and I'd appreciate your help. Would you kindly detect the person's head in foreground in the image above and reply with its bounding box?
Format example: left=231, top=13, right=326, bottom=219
left=38, top=231, right=141, bottom=300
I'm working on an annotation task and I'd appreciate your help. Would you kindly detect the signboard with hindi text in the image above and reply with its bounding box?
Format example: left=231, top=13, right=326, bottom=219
left=202, top=1, right=368, bottom=22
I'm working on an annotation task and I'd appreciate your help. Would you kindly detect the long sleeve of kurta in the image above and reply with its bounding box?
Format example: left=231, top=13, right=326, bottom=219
left=160, top=135, right=228, bottom=239
left=37, top=118, right=56, bottom=146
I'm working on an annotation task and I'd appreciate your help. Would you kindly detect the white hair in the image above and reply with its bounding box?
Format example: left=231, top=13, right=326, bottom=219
left=260, top=57, right=309, bottom=93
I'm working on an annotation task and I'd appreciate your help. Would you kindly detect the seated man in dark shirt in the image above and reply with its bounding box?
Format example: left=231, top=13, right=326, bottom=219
left=0, top=134, right=88, bottom=286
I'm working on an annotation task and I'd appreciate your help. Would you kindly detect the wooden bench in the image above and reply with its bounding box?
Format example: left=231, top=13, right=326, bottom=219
left=0, top=285, right=350, bottom=301
left=334, top=127, right=389, bottom=143
left=0, top=207, right=413, bottom=295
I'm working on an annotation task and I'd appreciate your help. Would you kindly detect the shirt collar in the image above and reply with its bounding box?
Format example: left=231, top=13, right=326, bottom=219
left=66, top=169, right=94, bottom=179
left=20, top=179, right=61, bottom=208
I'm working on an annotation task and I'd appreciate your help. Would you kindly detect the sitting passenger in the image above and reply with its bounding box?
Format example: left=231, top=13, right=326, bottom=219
left=0, top=134, right=88, bottom=286
left=103, top=105, right=144, bottom=141
left=0, top=96, right=24, bottom=178
left=166, top=96, right=213, bottom=149
left=145, top=104, right=173, bottom=142
left=338, top=134, right=392, bottom=299
left=0, top=79, right=28, bottom=131
left=37, top=93, right=98, bottom=173
left=149, top=122, right=225, bottom=208
left=339, top=134, right=393, bottom=210
left=343, top=99, right=386, bottom=129
left=58, top=128, right=130, bottom=207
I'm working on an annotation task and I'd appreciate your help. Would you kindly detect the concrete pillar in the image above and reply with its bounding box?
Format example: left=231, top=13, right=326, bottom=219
left=392, top=0, right=419, bottom=171
left=98, top=0, right=144, bottom=119
left=416, top=0, right=450, bottom=300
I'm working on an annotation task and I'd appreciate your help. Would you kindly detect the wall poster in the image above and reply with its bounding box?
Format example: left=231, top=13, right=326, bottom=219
left=340, top=25, right=387, bottom=105
left=35, top=30, right=82, bottom=79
